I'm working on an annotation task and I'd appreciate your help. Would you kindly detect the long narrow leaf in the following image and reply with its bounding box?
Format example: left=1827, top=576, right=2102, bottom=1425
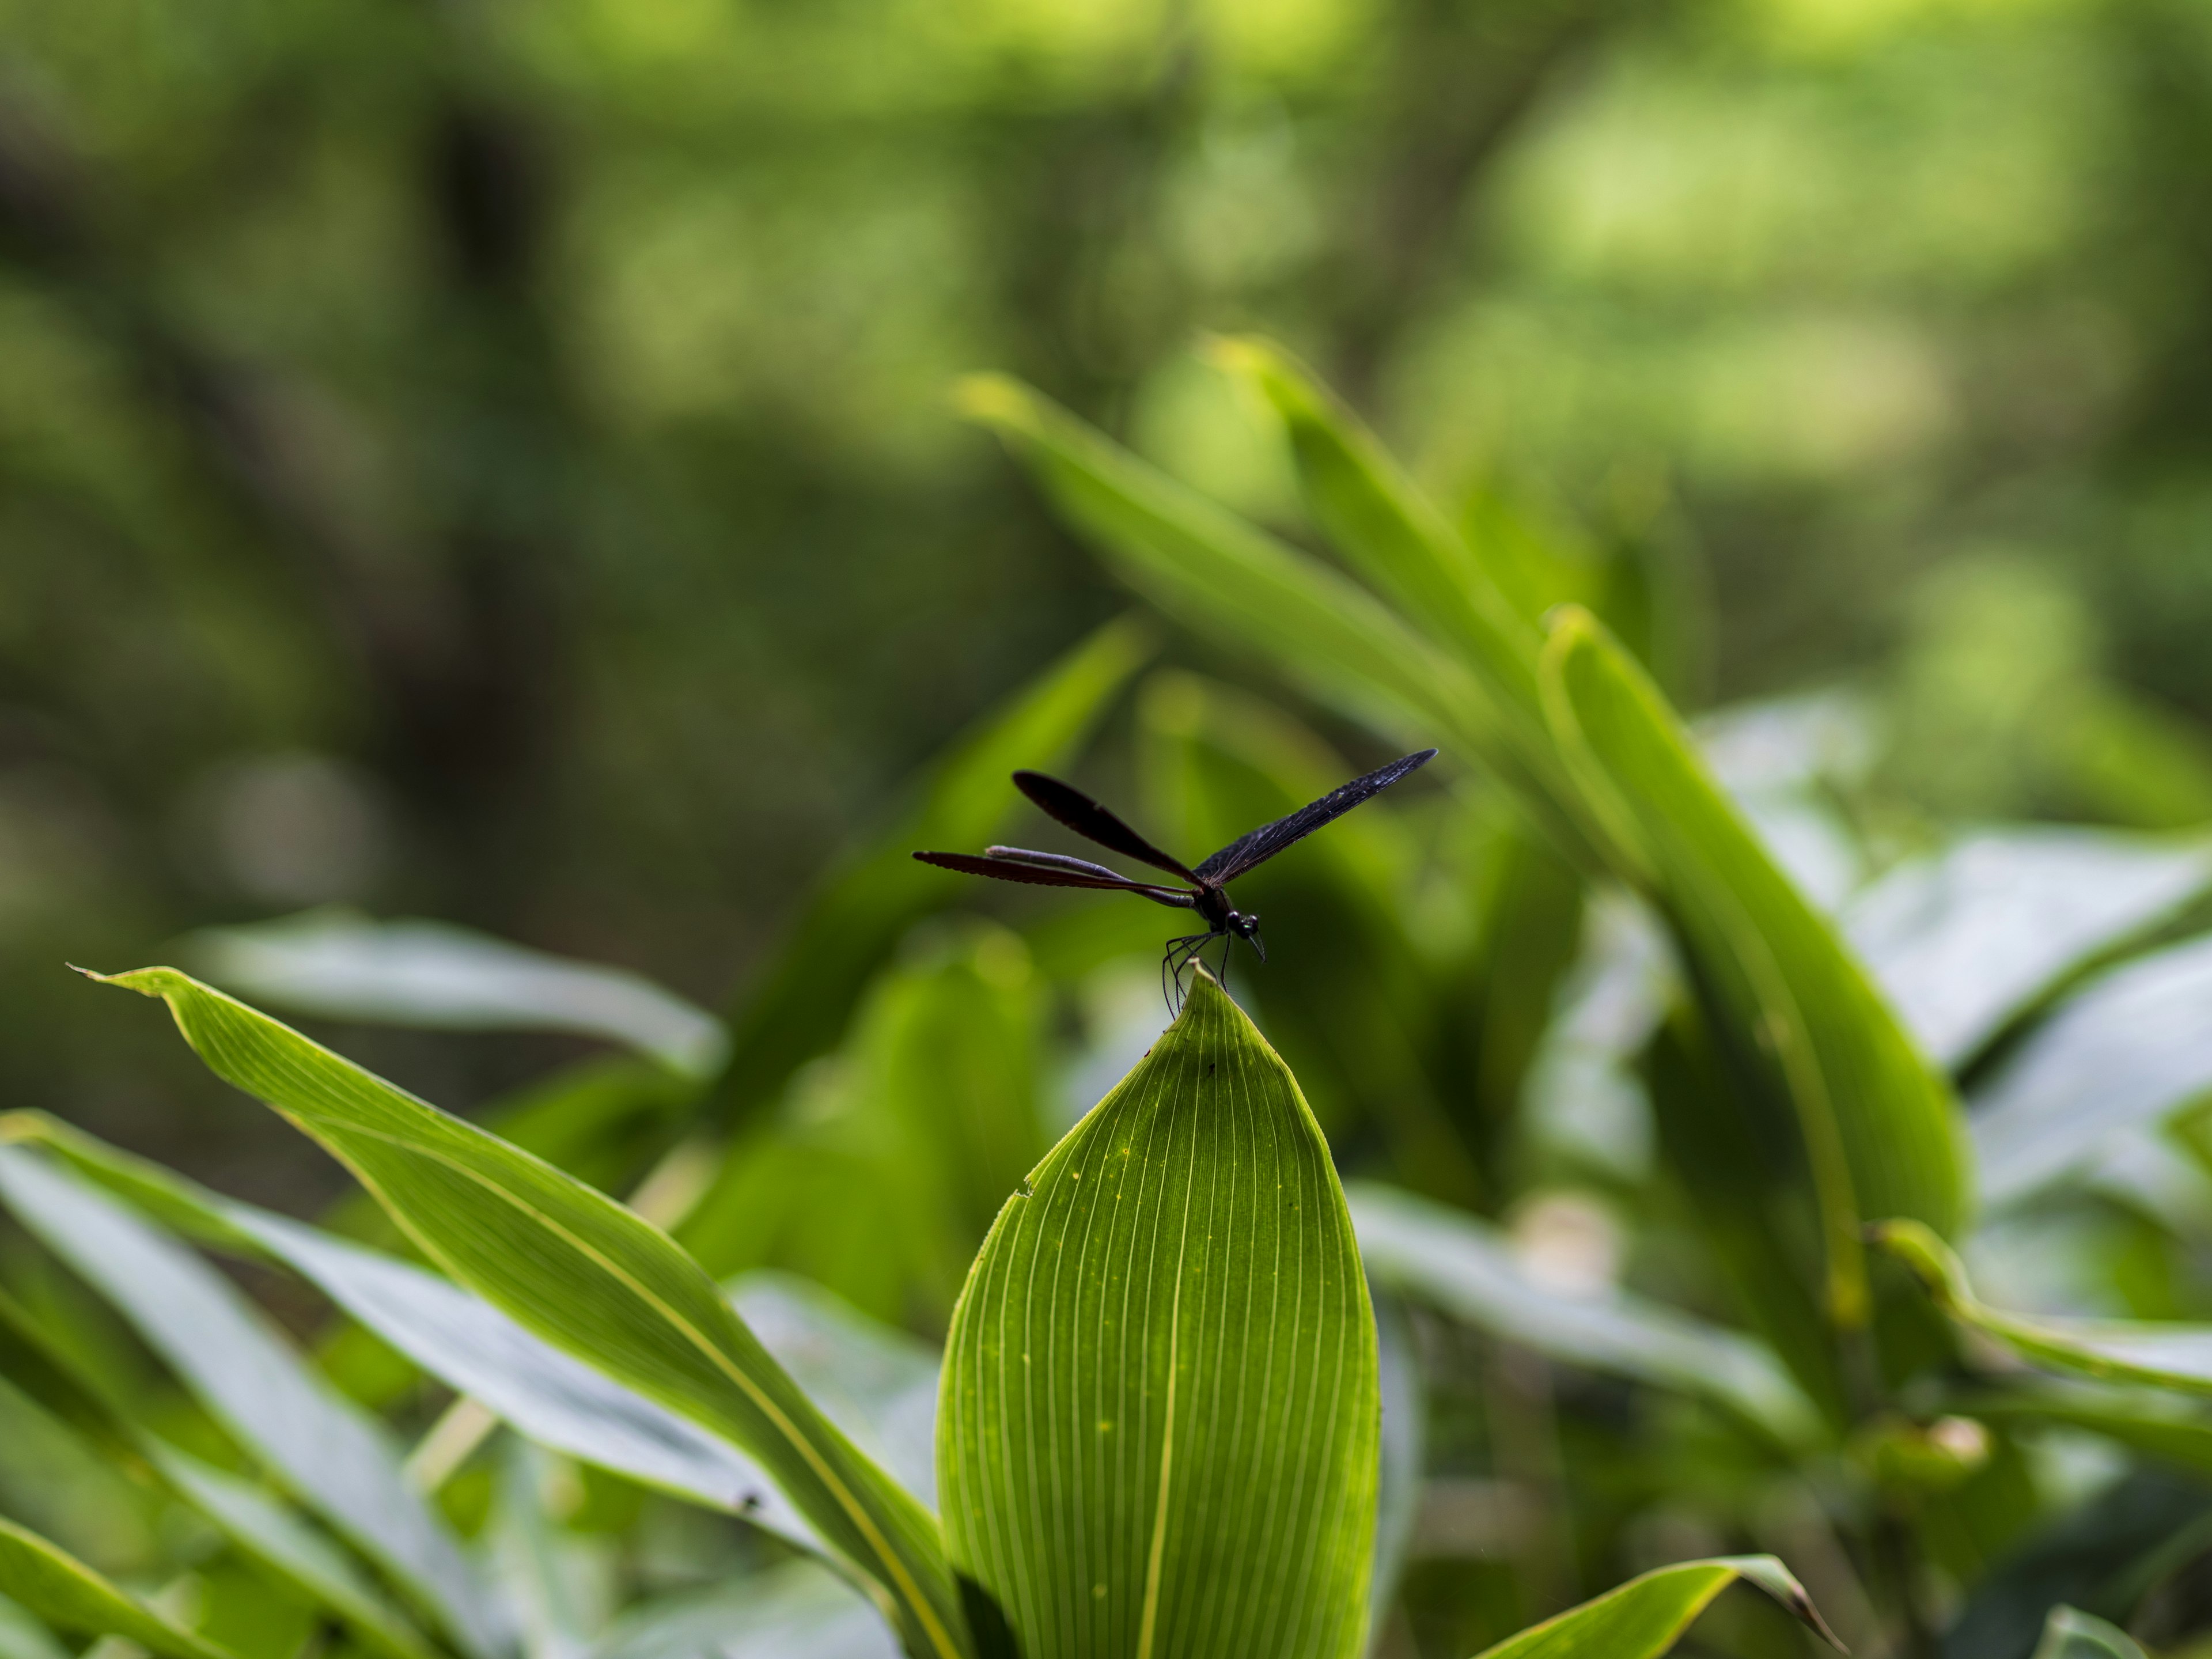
left=1347, top=1183, right=1821, bottom=1446
left=88, top=968, right=972, bottom=1659
left=940, top=970, right=1378, bottom=1659
left=1875, top=1219, right=2212, bottom=1397
left=1540, top=608, right=1969, bottom=1315
left=0, top=1147, right=506, bottom=1659
left=591, top=1562, right=895, bottom=1659
left=1470, top=1556, right=1840, bottom=1659
left=2032, top=1606, right=2147, bottom=1659
left=0, top=1517, right=239, bottom=1659
left=190, top=911, right=728, bottom=1078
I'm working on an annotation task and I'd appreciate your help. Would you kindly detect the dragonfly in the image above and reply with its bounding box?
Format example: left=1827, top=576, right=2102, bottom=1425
left=914, top=748, right=1438, bottom=1007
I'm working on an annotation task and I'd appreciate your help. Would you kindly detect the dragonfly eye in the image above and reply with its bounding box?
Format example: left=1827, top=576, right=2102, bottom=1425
left=1236, top=913, right=1261, bottom=937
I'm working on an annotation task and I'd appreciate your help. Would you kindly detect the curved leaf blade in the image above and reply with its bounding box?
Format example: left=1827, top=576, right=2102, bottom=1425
left=1842, top=829, right=2212, bottom=1070
left=89, top=968, right=972, bottom=1659
left=1347, top=1183, right=1822, bottom=1448
left=2032, top=1605, right=2147, bottom=1659
left=1540, top=608, right=1969, bottom=1308
left=940, top=971, right=1378, bottom=1659
left=0, top=1147, right=506, bottom=1659
left=189, top=911, right=728, bottom=1078
left=1876, top=1218, right=2212, bottom=1397
left=0, top=1517, right=240, bottom=1659
left=1971, top=933, right=2212, bottom=1208
left=1471, top=1556, right=1840, bottom=1659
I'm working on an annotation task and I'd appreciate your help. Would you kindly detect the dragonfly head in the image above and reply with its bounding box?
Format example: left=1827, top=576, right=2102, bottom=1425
left=1229, top=911, right=1266, bottom=963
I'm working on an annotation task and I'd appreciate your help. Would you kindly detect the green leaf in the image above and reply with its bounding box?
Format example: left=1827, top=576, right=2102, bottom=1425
left=590, top=1562, right=895, bottom=1659
left=0, top=1594, right=70, bottom=1659
left=1840, top=828, right=2212, bottom=1070
left=1875, top=1218, right=2212, bottom=1396
left=1470, top=1556, right=1840, bottom=1659
left=1203, top=339, right=1580, bottom=836
left=146, top=1444, right=442, bottom=1659
left=0, top=1516, right=240, bottom=1659
left=939, top=971, right=1378, bottom=1659
left=730, top=1272, right=941, bottom=1510
left=1540, top=607, right=1969, bottom=1315
left=0, top=1147, right=506, bottom=1659
left=2031, top=1606, right=2147, bottom=1659
left=88, top=967, right=971, bottom=1659
left=956, top=378, right=1502, bottom=802
left=1346, top=1182, right=1822, bottom=1448
left=188, top=910, right=729, bottom=1078
left=1369, top=1290, right=1426, bottom=1650
left=701, top=613, right=1150, bottom=1135
left=0, top=1270, right=437, bottom=1659
left=1970, top=933, right=2212, bottom=1208
left=1961, top=1380, right=2212, bottom=1479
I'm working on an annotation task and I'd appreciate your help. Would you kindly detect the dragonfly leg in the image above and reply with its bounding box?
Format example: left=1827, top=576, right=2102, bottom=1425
left=1160, top=931, right=1218, bottom=1016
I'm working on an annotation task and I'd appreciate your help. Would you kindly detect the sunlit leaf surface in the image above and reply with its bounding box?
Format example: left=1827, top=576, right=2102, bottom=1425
left=1471, top=1555, right=1839, bottom=1659
left=90, top=968, right=973, bottom=1659
left=941, top=971, right=1378, bottom=1659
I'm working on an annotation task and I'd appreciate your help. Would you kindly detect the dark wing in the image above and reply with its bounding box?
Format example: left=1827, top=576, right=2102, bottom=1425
left=1012, top=771, right=1200, bottom=884
left=1193, top=749, right=1440, bottom=884
left=912, top=850, right=1196, bottom=910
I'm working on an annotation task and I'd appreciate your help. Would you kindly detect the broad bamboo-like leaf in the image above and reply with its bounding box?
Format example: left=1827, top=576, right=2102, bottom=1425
left=1540, top=608, right=1969, bottom=1314
left=88, top=968, right=973, bottom=1659
left=0, top=1148, right=506, bottom=1659
left=492, top=1441, right=609, bottom=1659
left=1842, top=829, right=2212, bottom=1069
left=2031, top=1605, right=2147, bottom=1659
left=702, top=613, right=1150, bottom=1134
left=0, top=1274, right=437, bottom=1659
left=190, top=910, right=729, bottom=1078
left=590, top=1562, right=895, bottom=1659
left=0, top=1516, right=240, bottom=1659
left=1470, top=1555, right=1840, bottom=1659
left=956, top=377, right=1493, bottom=799
left=1961, top=1380, right=2212, bottom=1478
left=940, top=971, right=1378, bottom=1659
left=1876, top=1219, right=2212, bottom=1396
left=1347, top=1183, right=1822, bottom=1447
left=1970, top=933, right=2212, bottom=1208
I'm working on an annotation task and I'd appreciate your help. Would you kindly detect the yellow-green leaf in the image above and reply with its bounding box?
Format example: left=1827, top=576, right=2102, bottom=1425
left=939, top=971, right=1378, bottom=1659
left=0, top=1517, right=240, bottom=1659
left=90, top=967, right=972, bottom=1659
left=1471, top=1555, right=1841, bottom=1659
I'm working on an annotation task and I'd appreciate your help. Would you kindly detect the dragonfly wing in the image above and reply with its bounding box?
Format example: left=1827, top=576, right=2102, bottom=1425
left=913, top=850, right=1198, bottom=909
left=1192, top=749, right=1439, bottom=884
left=1012, top=771, right=1201, bottom=883
left=984, top=846, right=1131, bottom=882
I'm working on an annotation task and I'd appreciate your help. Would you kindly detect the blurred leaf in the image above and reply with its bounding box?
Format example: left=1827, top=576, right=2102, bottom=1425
left=590, top=1562, right=895, bottom=1659
left=148, top=1445, right=441, bottom=1659
left=1369, top=1289, right=1426, bottom=1653
left=1541, top=607, right=1970, bottom=1315
left=1470, top=1555, right=1840, bottom=1659
left=0, top=1596, right=69, bottom=1659
left=0, top=1270, right=435, bottom=1659
left=491, top=1442, right=608, bottom=1659
left=1842, top=828, right=2212, bottom=1070
left=0, top=1147, right=507, bottom=1659
left=940, top=971, right=1378, bottom=1659
left=1347, top=1181, right=1822, bottom=1447
left=0, top=1516, right=239, bottom=1659
left=957, top=377, right=1488, bottom=801
left=1876, top=1218, right=2212, bottom=1396
left=1970, top=933, right=2212, bottom=1208
left=702, top=614, right=1151, bottom=1134
left=1963, top=1380, right=2212, bottom=1479
left=2031, top=1605, right=2146, bottom=1659
left=90, top=968, right=973, bottom=1659
left=1645, top=1011, right=1847, bottom=1429
left=188, top=910, right=729, bottom=1078
left=1205, top=339, right=1581, bottom=845
left=729, top=1273, right=939, bottom=1512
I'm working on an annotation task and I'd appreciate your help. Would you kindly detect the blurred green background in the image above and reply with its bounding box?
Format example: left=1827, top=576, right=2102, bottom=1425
left=7, top=0, right=2212, bottom=1207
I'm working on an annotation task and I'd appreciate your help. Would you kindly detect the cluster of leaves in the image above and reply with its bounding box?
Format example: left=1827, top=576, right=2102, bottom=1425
left=6, top=347, right=2212, bottom=1659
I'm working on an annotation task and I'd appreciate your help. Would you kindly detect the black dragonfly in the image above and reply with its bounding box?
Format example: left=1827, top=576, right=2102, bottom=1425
left=914, top=748, right=1438, bottom=1007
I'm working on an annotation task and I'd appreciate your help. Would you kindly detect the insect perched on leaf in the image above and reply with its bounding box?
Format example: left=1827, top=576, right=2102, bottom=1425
left=914, top=749, right=1438, bottom=1007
